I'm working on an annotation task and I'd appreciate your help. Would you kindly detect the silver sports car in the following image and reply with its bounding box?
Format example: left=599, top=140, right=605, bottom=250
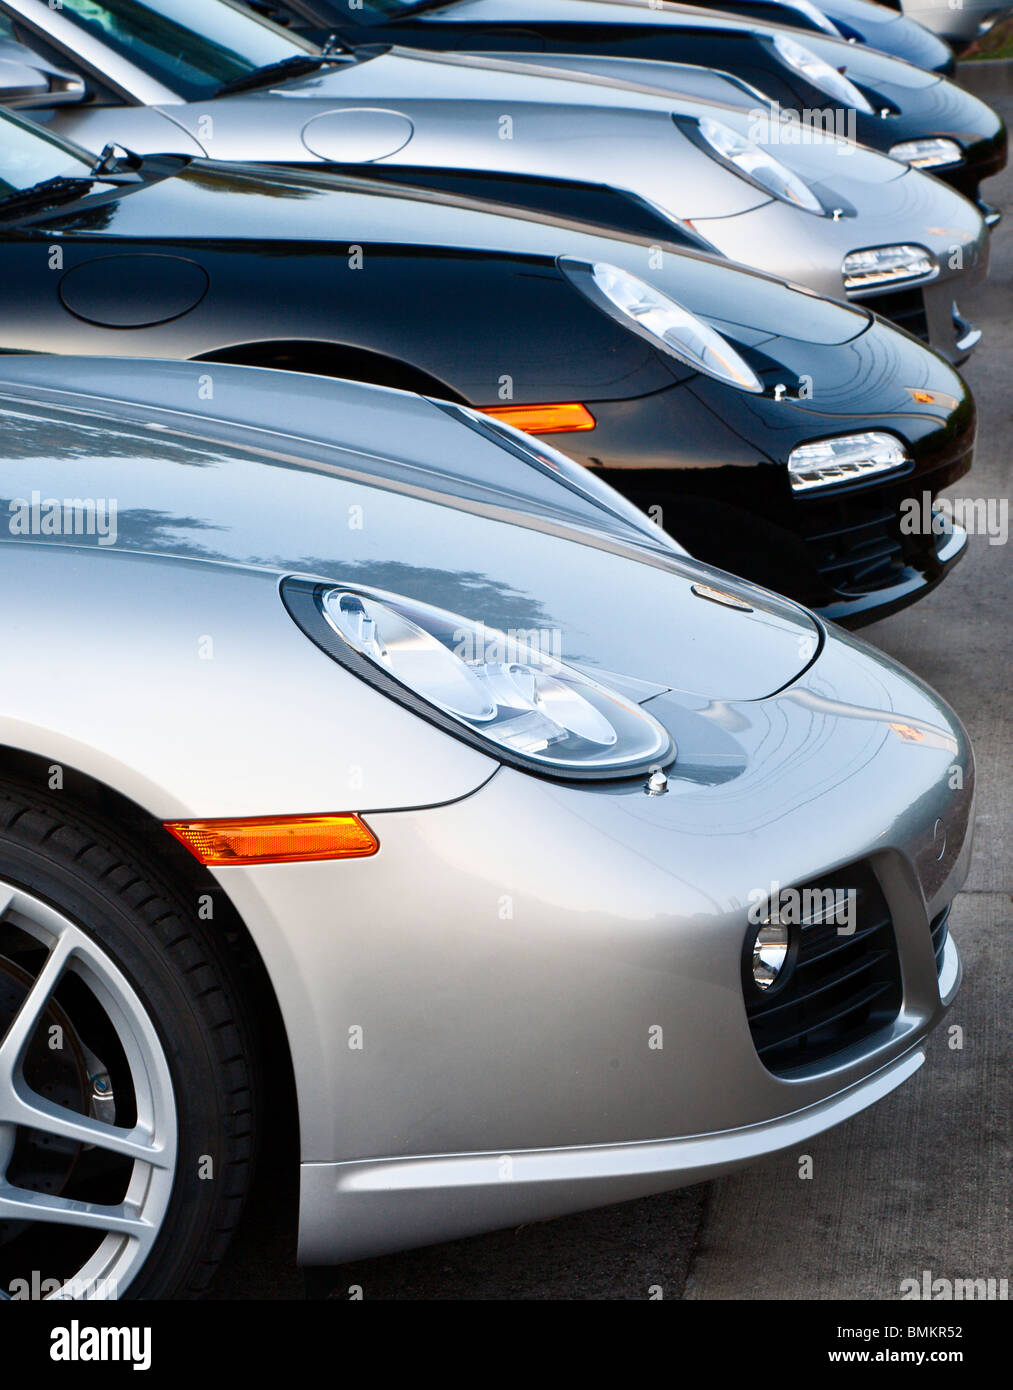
left=897, top=0, right=1011, bottom=50
left=0, top=0, right=990, bottom=361
left=0, top=356, right=969, bottom=1298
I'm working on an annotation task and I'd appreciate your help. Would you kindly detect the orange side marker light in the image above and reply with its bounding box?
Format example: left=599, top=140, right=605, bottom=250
left=889, top=723, right=926, bottom=744
left=164, top=813, right=378, bottom=866
left=481, top=402, right=596, bottom=434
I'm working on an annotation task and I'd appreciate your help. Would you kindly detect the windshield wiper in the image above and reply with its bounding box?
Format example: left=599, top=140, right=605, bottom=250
left=0, top=174, right=99, bottom=218
left=0, top=145, right=144, bottom=220
left=214, top=43, right=350, bottom=97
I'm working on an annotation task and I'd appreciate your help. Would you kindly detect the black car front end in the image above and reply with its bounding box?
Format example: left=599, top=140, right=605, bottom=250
left=491, top=297, right=976, bottom=628
left=0, top=120, right=977, bottom=632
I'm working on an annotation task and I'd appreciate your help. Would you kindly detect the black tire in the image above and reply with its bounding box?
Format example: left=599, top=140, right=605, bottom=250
left=0, top=782, right=259, bottom=1299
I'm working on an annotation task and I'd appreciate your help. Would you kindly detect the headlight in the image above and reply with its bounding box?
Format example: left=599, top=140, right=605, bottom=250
left=772, top=32, right=875, bottom=114
left=787, top=432, right=910, bottom=492
left=283, top=580, right=674, bottom=779
left=784, top=0, right=842, bottom=37
left=695, top=115, right=823, bottom=214
left=842, top=244, right=935, bottom=290
left=752, top=921, right=790, bottom=991
left=562, top=259, right=763, bottom=394
left=889, top=137, right=962, bottom=170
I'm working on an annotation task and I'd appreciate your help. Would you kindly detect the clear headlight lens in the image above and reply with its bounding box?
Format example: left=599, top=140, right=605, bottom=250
left=772, top=32, right=875, bottom=114
left=889, top=137, right=962, bottom=169
left=842, top=243, right=935, bottom=289
left=314, top=586, right=673, bottom=776
left=788, top=432, right=910, bottom=491
left=696, top=115, right=823, bottom=214
left=567, top=261, right=762, bottom=394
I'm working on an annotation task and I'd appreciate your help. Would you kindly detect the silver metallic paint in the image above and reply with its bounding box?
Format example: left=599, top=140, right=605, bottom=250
left=0, top=358, right=970, bottom=1262
left=897, top=0, right=1010, bottom=46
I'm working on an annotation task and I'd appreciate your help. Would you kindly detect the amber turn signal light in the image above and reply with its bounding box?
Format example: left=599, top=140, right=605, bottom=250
left=164, top=813, right=379, bottom=866
left=481, top=402, right=595, bottom=434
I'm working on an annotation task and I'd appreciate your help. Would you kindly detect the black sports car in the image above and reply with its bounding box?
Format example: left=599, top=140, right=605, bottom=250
left=247, top=0, right=957, bottom=74
left=245, top=0, right=1006, bottom=215
left=0, top=109, right=974, bottom=625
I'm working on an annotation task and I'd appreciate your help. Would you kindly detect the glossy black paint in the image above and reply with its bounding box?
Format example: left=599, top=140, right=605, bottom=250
left=248, top=0, right=956, bottom=74
left=312, top=166, right=717, bottom=252
left=248, top=0, right=1004, bottom=202
left=0, top=154, right=973, bottom=623
left=687, top=2, right=954, bottom=74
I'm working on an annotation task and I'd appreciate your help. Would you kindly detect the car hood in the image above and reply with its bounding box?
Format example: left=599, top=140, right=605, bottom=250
left=424, top=0, right=932, bottom=42
left=0, top=357, right=821, bottom=703
left=183, top=51, right=771, bottom=219
left=187, top=46, right=909, bottom=215
left=53, top=159, right=871, bottom=349
left=423, top=0, right=966, bottom=107
left=736, top=20, right=1002, bottom=154
left=471, top=0, right=949, bottom=73
left=53, top=42, right=922, bottom=223
left=819, top=0, right=953, bottom=72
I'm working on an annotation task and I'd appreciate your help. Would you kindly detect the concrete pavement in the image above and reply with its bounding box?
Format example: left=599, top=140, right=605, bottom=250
left=685, top=81, right=1012, bottom=1300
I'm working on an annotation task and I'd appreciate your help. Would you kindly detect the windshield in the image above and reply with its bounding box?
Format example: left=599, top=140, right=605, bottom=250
left=47, top=0, right=318, bottom=99
left=0, top=109, right=92, bottom=198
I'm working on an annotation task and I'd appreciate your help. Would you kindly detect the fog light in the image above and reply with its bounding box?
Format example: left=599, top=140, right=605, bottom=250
left=889, top=137, right=962, bottom=169
left=788, top=432, right=910, bottom=492
left=842, top=244, right=934, bottom=290
left=752, top=922, right=789, bottom=991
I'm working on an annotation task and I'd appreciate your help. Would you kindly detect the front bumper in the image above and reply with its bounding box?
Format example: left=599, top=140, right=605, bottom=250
left=298, top=1025, right=949, bottom=1264
left=693, top=182, right=988, bottom=366
left=211, top=630, right=972, bottom=1263
left=819, top=513, right=967, bottom=626
left=852, top=271, right=988, bottom=365
left=888, top=88, right=1007, bottom=202
left=940, top=137, right=1009, bottom=207
left=580, top=378, right=975, bottom=627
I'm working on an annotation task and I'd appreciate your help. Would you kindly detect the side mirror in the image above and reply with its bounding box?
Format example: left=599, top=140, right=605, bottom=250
left=0, top=39, right=88, bottom=108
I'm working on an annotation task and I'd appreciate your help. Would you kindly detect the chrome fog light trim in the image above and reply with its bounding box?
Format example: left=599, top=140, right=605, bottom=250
left=752, top=921, right=790, bottom=991
left=889, top=137, right=962, bottom=169
left=788, top=432, right=910, bottom=492
left=843, top=245, right=935, bottom=290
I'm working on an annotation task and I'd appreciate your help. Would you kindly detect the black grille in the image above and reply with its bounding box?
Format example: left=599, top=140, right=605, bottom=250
left=862, top=286, right=930, bottom=343
left=807, top=506, right=908, bottom=594
left=745, top=860, right=902, bottom=1077
left=930, top=905, right=950, bottom=976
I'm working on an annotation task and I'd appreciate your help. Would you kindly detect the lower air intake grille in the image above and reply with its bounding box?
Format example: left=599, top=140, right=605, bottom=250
left=745, top=860, right=902, bottom=1077
left=808, top=506, right=908, bottom=594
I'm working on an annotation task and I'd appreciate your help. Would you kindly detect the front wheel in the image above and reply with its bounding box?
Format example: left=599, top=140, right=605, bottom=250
left=0, top=788, right=258, bottom=1299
